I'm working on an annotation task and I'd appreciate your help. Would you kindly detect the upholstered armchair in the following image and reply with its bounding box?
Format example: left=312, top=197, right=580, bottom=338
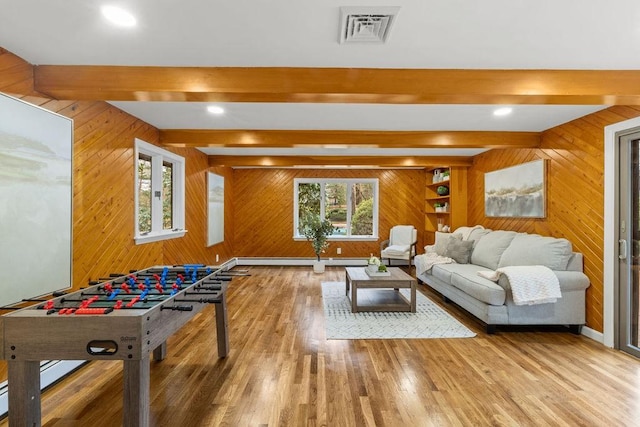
left=380, top=225, right=418, bottom=268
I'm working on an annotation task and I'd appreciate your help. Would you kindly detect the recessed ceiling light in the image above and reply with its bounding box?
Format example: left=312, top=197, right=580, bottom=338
left=493, top=107, right=513, bottom=116
left=101, top=5, right=136, bottom=27
left=207, top=105, right=225, bottom=115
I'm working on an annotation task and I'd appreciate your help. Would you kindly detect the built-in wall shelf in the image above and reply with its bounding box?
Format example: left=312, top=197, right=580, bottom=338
left=424, top=167, right=468, bottom=245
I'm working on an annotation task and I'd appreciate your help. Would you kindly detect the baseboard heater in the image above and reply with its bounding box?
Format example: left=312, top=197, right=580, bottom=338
left=235, top=257, right=367, bottom=266
left=234, top=257, right=412, bottom=267
left=0, top=360, right=86, bottom=418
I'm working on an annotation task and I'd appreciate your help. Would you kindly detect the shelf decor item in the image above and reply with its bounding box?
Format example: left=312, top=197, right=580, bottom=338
left=432, top=169, right=442, bottom=183
left=436, top=185, right=449, bottom=196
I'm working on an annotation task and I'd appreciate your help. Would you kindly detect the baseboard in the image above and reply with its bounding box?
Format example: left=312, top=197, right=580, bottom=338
left=215, top=258, right=238, bottom=270
left=234, top=257, right=414, bottom=267
left=581, top=326, right=604, bottom=345
left=234, top=257, right=369, bottom=266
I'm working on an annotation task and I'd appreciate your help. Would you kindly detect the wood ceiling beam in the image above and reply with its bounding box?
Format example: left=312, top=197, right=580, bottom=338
left=34, top=66, right=640, bottom=105
left=160, top=129, right=540, bottom=148
left=208, top=155, right=473, bottom=168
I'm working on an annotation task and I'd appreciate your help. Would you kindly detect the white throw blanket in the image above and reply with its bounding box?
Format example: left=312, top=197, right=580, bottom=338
left=478, top=266, right=562, bottom=306
left=384, top=244, right=410, bottom=255
left=415, top=253, right=453, bottom=277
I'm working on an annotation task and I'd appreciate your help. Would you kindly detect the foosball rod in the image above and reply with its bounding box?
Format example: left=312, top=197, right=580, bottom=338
left=174, top=298, right=221, bottom=303
left=59, top=296, right=167, bottom=304
left=21, top=291, right=69, bottom=302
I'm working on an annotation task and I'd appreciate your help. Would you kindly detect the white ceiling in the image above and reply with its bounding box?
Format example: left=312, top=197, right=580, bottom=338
left=1, top=0, right=637, bottom=158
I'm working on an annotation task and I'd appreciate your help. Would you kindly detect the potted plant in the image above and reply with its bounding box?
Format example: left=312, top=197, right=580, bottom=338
left=367, top=255, right=388, bottom=274
left=436, top=185, right=450, bottom=196
left=299, top=213, right=335, bottom=273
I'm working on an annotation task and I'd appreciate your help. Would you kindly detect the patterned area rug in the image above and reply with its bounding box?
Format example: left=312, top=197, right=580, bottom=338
left=322, top=282, right=476, bottom=339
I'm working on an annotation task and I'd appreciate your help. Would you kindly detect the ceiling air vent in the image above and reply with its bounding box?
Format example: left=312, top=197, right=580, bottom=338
left=339, top=6, right=400, bottom=44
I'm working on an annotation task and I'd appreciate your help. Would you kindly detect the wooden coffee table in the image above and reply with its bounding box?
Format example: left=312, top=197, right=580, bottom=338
left=345, top=267, right=416, bottom=313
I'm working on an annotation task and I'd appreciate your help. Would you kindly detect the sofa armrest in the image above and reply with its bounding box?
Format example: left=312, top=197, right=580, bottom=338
left=553, top=270, right=590, bottom=291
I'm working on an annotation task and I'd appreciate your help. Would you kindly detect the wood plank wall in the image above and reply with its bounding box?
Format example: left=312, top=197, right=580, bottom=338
left=0, top=49, right=233, bottom=292
left=232, top=168, right=424, bottom=258
left=6, top=43, right=640, bottom=335
left=468, top=106, right=640, bottom=333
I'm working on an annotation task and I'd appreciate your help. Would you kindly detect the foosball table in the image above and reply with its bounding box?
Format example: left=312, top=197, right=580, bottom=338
left=0, top=264, right=233, bottom=427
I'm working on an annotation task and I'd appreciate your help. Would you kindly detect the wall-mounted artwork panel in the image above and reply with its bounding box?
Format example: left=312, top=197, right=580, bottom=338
left=0, top=93, right=73, bottom=306
left=484, top=159, right=546, bottom=218
left=207, top=172, right=224, bottom=246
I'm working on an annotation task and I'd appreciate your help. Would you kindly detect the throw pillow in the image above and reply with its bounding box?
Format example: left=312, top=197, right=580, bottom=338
left=444, top=238, right=474, bottom=264
left=434, top=232, right=461, bottom=256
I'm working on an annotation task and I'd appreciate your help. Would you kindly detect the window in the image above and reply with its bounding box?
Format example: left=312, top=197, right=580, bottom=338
left=294, top=178, right=378, bottom=240
left=134, top=139, right=186, bottom=244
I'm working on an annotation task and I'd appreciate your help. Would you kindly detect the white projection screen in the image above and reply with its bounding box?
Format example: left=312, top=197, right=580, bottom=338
left=0, top=93, right=73, bottom=307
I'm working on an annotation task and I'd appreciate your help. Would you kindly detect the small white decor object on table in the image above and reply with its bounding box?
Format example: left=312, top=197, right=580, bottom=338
left=366, top=255, right=391, bottom=276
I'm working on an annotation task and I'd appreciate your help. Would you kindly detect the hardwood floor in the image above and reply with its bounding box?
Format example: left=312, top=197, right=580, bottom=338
left=3, top=266, right=640, bottom=426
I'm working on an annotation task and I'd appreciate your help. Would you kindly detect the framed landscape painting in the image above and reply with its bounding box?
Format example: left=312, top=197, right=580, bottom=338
left=207, top=172, right=224, bottom=246
left=484, top=159, right=546, bottom=218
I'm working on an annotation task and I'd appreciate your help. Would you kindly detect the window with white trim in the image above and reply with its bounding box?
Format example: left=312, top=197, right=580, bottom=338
left=294, top=178, right=378, bottom=240
left=134, top=139, right=186, bottom=244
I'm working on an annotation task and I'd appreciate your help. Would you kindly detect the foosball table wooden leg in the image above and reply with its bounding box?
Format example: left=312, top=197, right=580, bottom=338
left=122, top=354, right=150, bottom=427
left=215, top=293, right=229, bottom=358
left=8, top=360, right=41, bottom=426
left=153, top=342, right=167, bottom=361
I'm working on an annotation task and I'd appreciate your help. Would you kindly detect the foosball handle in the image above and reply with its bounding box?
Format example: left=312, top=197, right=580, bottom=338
left=161, top=305, right=193, bottom=311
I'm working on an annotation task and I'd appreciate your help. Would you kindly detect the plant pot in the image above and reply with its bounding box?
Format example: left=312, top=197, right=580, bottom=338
left=367, top=264, right=378, bottom=274
left=313, top=260, right=326, bottom=273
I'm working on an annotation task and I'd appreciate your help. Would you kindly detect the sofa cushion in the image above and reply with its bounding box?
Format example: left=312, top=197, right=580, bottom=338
left=444, top=238, right=474, bottom=264
left=467, top=228, right=492, bottom=248
left=434, top=232, right=461, bottom=256
left=449, top=268, right=506, bottom=306
left=470, top=230, right=517, bottom=270
left=431, top=263, right=491, bottom=284
left=498, top=233, right=573, bottom=271
left=430, top=264, right=454, bottom=282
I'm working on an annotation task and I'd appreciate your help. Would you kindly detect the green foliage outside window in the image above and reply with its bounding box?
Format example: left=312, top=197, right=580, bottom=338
left=296, top=180, right=376, bottom=238
left=351, top=198, right=373, bottom=235
left=138, top=157, right=151, bottom=233
left=162, top=162, right=173, bottom=229
left=298, top=182, right=321, bottom=222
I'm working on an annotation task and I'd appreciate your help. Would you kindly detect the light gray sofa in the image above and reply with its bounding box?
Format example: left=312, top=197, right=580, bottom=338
left=417, top=228, right=590, bottom=334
